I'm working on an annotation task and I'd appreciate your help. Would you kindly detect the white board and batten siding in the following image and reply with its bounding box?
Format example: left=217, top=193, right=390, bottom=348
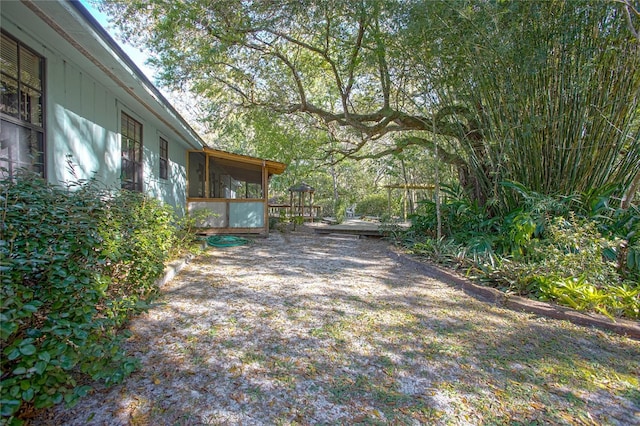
left=0, top=0, right=204, bottom=215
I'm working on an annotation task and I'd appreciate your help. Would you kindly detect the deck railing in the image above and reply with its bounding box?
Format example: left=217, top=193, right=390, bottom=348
left=268, top=203, right=321, bottom=220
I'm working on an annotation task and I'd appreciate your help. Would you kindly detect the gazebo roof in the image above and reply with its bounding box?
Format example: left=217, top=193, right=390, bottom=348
left=289, top=182, right=315, bottom=193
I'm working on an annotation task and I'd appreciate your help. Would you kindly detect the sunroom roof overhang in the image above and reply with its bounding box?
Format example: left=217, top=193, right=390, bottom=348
left=203, top=147, right=286, bottom=176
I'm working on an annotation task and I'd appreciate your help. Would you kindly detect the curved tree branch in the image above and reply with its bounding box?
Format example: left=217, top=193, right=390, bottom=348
left=343, top=14, right=367, bottom=110
left=619, top=0, right=640, bottom=42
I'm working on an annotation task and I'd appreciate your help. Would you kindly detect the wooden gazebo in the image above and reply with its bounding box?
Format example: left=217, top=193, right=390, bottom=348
left=288, top=182, right=318, bottom=221
left=289, top=182, right=316, bottom=220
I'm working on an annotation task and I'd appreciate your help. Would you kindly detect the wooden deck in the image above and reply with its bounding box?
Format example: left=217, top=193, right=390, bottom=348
left=307, top=219, right=409, bottom=238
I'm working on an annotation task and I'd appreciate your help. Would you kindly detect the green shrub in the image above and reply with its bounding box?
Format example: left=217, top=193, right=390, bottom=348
left=488, top=214, right=638, bottom=318
left=170, top=209, right=209, bottom=258
left=536, top=276, right=639, bottom=319
left=401, top=183, right=639, bottom=319
left=411, top=184, right=500, bottom=243
left=527, top=215, right=621, bottom=287
left=0, top=172, right=180, bottom=423
left=589, top=202, right=640, bottom=281
left=496, top=210, right=538, bottom=258
left=98, top=190, right=175, bottom=320
left=407, top=202, right=435, bottom=235
left=334, top=200, right=347, bottom=224
left=408, top=237, right=463, bottom=266
left=356, top=194, right=388, bottom=217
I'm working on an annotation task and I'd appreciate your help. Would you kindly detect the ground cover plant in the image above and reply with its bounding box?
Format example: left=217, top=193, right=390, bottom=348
left=0, top=172, right=198, bottom=424
left=399, top=183, right=640, bottom=320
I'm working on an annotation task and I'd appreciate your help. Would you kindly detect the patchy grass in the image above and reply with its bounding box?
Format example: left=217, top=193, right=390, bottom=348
left=34, top=230, right=640, bottom=425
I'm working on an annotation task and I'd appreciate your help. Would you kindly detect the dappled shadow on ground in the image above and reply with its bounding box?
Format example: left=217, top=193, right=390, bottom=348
left=34, top=230, right=640, bottom=425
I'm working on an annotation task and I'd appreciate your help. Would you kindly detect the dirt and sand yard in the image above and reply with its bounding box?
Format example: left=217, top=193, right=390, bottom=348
left=35, top=228, right=639, bottom=425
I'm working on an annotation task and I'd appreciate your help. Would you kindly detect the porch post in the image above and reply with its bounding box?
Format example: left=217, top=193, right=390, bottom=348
left=262, top=160, right=268, bottom=233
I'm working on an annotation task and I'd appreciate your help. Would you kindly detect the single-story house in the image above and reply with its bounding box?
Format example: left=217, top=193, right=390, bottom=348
left=0, top=0, right=285, bottom=228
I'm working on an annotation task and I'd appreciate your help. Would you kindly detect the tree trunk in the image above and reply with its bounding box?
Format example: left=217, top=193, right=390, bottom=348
left=621, top=169, right=640, bottom=209
left=329, top=154, right=340, bottom=215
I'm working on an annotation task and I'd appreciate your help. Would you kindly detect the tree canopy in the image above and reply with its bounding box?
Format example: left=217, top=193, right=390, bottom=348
left=99, top=0, right=640, bottom=209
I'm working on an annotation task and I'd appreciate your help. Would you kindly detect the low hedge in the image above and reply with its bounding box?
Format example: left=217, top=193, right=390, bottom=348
left=0, top=172, right=182, bottom=423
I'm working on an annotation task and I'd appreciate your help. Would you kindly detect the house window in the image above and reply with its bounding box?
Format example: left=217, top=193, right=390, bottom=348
left=121, top=112, right=143, bottom=191
left=159, top=137, right=168, bottom=180
left=0, top=32, right=45, bottom=178
left=188, top=151, right=206, bottom=198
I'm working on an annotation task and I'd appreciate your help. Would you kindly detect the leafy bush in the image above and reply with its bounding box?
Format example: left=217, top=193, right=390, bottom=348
left=519, top=216, right=638, bottom=319
left=496, top=210, right=538, bottom=258
left=527, top=215, right=621, bottom=286
left=0, top=172, right=182, bottom=423
left=334, top=200, right=347, bottom=224
left=170, top=209, right=208, bottom=259
left=408, top=237, right=463, bottom=266
left=535, top=276, right=639, bottom=319
left=584, top=197, right=640, bottom=281
left=356, top=194, right=390, bottom=217
left=98, top=190, right=175, bottom=319
left=407, top=201, right=438, bottom=238
left=401, top=183, right=639, bottom=319
left=413, top=184, right=499, bottom=242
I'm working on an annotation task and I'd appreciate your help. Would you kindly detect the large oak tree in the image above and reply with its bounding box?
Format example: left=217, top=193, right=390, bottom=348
left=99, top=0, right=640, bottom=209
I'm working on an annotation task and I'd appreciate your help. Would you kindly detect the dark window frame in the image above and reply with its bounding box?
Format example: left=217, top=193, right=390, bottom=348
left=159, top=136, right=168, bottom=180
left=120, top=112, right=143, bottom=192
left=0, top=30, right=45, bottom=178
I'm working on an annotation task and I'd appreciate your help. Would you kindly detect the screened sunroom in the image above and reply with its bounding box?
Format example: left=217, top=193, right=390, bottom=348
left=187, top=148, right=286, bottom=235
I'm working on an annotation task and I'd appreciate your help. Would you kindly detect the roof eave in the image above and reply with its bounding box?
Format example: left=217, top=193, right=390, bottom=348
left=22, top=0, right=206, bottom=150
left=202, top=147, right=287, bottom=175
